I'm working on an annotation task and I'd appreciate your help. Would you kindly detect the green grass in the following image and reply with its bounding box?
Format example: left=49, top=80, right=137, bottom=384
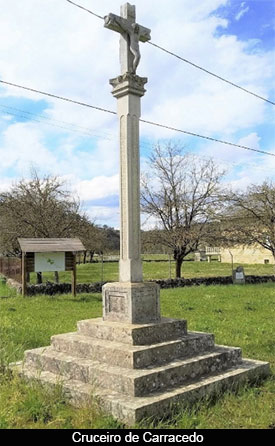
left=0, top=281, right=274, bottom=429
left=29, top=260, right=275, bottom=284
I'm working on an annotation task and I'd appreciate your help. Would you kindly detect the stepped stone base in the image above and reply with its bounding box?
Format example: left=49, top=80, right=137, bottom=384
left=13, top=317, right=270, bottom=425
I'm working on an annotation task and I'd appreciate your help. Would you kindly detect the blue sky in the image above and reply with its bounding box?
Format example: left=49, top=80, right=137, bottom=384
left=215, top=0, right=275, bottom=50
left=0, top=0, right=274, bottom=228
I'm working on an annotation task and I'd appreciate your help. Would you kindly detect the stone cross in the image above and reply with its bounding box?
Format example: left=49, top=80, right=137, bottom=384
left=104, top=3, right=151, bottom=74
left=102, top=3, right=160, bottom=324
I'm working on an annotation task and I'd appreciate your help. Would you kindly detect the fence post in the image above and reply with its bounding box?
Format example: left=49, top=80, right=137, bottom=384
left=101, top=254, right=104, bottom=283
left=22, top=253, right=27, bottom=296
left=71, top=253, right=77, bottom=297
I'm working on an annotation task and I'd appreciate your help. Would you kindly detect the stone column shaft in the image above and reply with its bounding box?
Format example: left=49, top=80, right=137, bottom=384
left=110, top=73, right=147, bottom=283
left=102, top=73, right=160, bottom=325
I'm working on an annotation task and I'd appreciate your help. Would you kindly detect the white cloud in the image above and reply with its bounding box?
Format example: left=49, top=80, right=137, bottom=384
left=50, top=136, right=120, bottom=180
left=200, top=132, right=275, bottom=191
left=0, top=122, right=57, bottom=176
left=0, top=119, right=120, bottom=187
left=201, top=132, right=261, bottom=165
left=0, top=0, right=274, bottom=226
left=86, top=205, right=119, bottom=227
left=1, top=115, right=13, bottom=121
left=76, top=175, right=119, bottom=201
left=0, top=177, right=14, bottom=193
left=0, top=0, right=272, bottom=141
left=235, top=4, right=249, bottom=21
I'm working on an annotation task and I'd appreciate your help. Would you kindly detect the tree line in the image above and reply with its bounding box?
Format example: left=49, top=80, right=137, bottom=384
left=141, top=142, right=275, bottom=277
left=0, top=142, right=274, bottom=279
left=0, top=171, right=119, bottom=282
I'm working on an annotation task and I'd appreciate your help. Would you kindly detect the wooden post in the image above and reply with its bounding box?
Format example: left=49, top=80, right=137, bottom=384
left=229, top=250, right=234, bottom=278
left=101, top=254, right=104, bottom=283
left=22, top=253, right=27, bottom=297
left=71, top=253, right=76, bottom=297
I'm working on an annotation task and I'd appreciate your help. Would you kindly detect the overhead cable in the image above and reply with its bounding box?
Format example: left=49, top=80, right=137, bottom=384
left=65, top=0, right=104, bottom=20
left=140, top=119, right=275, bottom=157
left=1, top=79, right=274, bottom=157
left=0, top=79, right=116, bottom=116
left=148, top=41, right=275, bottom=106
left=64, top=0, right=274, bottom=106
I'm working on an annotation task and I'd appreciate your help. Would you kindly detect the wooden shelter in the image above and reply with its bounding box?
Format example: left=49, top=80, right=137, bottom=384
left=18, top=238, right=85, bottom=296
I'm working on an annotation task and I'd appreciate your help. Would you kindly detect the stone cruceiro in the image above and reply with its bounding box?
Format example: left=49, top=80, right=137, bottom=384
left=13, top=2, right=270, bottom=425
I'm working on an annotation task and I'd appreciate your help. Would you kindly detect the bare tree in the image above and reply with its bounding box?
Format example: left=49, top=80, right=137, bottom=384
left=77, top=220, right=107, bottom=263
left=221, top=180, right=275, bottom=261
left=0, top=171, right=80, bottom=240
left=0, top=171, right=95, bottom=282
left=141, top=142, right=225, bottom=278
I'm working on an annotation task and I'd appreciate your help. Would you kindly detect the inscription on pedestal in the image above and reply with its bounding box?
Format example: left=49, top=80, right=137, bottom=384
left=109, top=293, right=127, bottom=313
left=104, top=288, right=130, bottom=322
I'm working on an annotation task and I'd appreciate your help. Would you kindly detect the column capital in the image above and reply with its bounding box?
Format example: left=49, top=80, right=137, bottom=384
left=110, top=73, right=148, bottom=98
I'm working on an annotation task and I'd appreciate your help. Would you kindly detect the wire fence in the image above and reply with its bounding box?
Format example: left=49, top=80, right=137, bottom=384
left=0, top=257, right=21, bottom=283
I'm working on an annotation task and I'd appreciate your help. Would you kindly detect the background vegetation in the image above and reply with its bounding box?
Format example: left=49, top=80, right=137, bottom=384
left=1, top=163, right=274, bottom=281
left=28, top=260, right=275, bottom=284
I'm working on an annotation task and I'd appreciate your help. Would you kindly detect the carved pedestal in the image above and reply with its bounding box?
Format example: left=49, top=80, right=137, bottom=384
left=102, top=282, right=160, bottom=324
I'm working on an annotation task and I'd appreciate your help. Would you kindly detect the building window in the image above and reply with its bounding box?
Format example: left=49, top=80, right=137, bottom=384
left=264, top=259, right=269, bottom=264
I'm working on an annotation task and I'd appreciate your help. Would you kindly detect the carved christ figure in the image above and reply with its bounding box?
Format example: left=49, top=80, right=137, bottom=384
left=104, top=14, right=141, bottom=74
left=104, top=12, right=150, bottom=75
left=129, top=23, right=141, bottom=74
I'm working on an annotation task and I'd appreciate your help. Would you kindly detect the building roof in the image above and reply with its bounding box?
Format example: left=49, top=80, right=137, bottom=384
left=18, top=238, right=85, bottom=253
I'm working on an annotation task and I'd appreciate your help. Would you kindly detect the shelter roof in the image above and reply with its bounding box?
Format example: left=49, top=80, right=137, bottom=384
left=18, top=238, right=85, bottom=253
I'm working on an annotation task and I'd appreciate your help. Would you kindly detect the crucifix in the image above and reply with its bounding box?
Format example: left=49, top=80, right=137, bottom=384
left=104, top=3, right=151, bottom=75
left=102, top=3, right=160, bottom=324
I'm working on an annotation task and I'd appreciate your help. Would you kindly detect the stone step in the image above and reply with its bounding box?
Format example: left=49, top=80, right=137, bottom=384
left=77, top=317, right=187, bottom=345
left=51, top=331, right=215, bottom=369
left=15, top=358, right=270, bottom=425
left=23, top=345, right=242, bottom=397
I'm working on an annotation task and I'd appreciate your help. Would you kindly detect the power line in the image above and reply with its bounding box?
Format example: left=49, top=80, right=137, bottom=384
left=0, top=79, right=116, bottom=116
left=3, top=102, right=269, bottom=165
left=65, top=0, right=104, bottom=20
left=1, top=105, right=271, bottom=172
left=0, top=78, right=274, bottom=158
left=65, top=0, right=274, bottom=106
left=0, top=103, right=155, bottom=151
left=148, top=42, right=275, bottom=106
left=0, top=103, right=113, bottom=139
left=2, top=109, right=94, bottom=137
left=1, top=109, right=113, bottom=140
left=0, top=105, right=153, bottom=151
left=140, top=119, right=275, bottom=157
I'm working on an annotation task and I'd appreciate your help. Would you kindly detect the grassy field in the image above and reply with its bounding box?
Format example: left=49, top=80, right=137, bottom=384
left=29, top=260, right=275, bottom=284
left=0, top=280, right=274, bottom=429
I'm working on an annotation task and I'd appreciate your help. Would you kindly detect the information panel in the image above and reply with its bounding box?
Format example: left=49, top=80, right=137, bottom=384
left=34, top=252, right=65, bottom=272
